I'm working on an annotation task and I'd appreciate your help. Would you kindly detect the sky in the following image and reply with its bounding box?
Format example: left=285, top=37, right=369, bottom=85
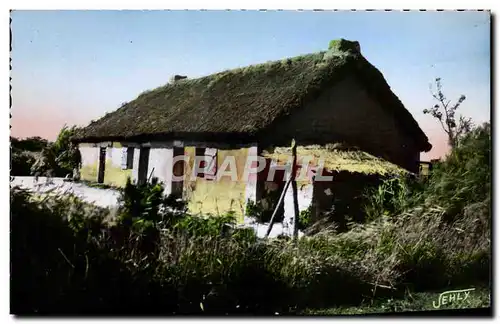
left=10, top=10, right=490, bottom=160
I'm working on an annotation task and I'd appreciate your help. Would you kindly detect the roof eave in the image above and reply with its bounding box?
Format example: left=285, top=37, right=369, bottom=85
left=71, top=131, right=259, bottom=146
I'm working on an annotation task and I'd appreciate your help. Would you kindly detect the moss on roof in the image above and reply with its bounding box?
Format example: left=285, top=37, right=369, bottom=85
left=263, top=144, right=408, bottom=176
left=74, top=39, right=430, bottom=151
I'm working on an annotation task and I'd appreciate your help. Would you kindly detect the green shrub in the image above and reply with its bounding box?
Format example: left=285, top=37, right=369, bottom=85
left=10, top=185, right=374, bottom=314
left=245, top=186, right=285, bottom=224
left=11, top=136, right=49, bottom=152
left=10, top=122, right=491, bottom=314
left=10, top=186, right=162, bottom=314
left=11, top=151, right=36, bottom=176
left=245, top=198, right=278, bottom=223
left=363, top=176, right=415, bottom=221
left=298, top=205, right=312, bottom=230
left=231, top=227, right=258, bottom=244
left=420, top=122, right=491, bottom=219
left=173, top=212, right=236, bottom=237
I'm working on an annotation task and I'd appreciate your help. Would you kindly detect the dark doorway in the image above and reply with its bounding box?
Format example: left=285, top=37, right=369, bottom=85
left=311, top=171, right=382, bottom=232
left=254, top=159, right=286, bottom=223
left=97, top=147, right=106, bottom=183
left=138, top=147, right=150, bottom=185
left=171, top=146, right=185, bottom=197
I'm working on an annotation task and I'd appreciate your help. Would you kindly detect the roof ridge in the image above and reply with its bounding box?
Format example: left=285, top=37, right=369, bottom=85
left=138, top=49, right=354, bottom=97
left=74, top=39, right=430, bottom=154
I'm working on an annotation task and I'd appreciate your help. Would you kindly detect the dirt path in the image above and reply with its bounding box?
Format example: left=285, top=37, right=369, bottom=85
left=10, top=176, right=121, bottom=208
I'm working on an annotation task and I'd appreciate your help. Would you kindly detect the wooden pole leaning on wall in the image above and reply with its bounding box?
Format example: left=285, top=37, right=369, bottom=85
left=265, top=139, right=298, bottom=239
left=291, top=140, right=300, bottom=241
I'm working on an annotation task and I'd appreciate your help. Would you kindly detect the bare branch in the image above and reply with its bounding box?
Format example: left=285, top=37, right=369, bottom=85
left=438, top=117, right=449, bottom=136
left=426, top=77, right=469, bottom=149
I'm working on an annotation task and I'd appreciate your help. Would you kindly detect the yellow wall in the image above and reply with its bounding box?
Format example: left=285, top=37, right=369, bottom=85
left=80, top=161, right=98, bottom=182
left=79, top=144, right=131, bottom=187
left=103, top=159, right=132, bottom=187
left=80, top=160, right=131, bottom=187
left=79, top=143, right=252, bottom=221
left=183, top=147, right=249, bottom=222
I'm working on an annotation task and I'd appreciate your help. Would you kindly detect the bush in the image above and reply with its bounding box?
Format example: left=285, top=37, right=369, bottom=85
left=245, top=188, right=284, bottom=223
left=11, top=151, right=36, bottom=176
left=10, top=123, right=490, bottom=314
left=10, top=184, right=376, bottom=314
left=421, top=122, right=491, bottom=219
left=11, top=136, right=49, bottom=152
left=17, top=125, right=82, bottom=178
left=174, top=212, right=236, bottom=237
left=298, top=205, right=312, bottom=230
left=348, top=122, right=491, bottom=292
left=11, top=182, right=489, bottom=314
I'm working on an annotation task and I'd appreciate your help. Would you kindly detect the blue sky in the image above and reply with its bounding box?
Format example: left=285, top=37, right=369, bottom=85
left=11, top=10, right=490, bottom=159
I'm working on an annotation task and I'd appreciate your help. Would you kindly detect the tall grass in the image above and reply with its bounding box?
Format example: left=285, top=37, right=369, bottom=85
left=10, top=123, right=490, bottom=314
left=353, top=122, right=491, bottom=292
left=9, top=184, right=387, bottom=314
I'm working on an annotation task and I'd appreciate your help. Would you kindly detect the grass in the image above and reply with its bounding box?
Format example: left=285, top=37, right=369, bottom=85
left=75, top=179, right=121, bottom=190
left=302, top=287, right=491, bottom=315
left=11, top=123, right=491, bottom=315
left=10, top=180, right=491, bottom=314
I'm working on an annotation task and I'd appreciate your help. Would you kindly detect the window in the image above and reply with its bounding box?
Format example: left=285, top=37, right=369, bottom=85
left=121, top=147, right=135, bottom=170
left=194, top=147, right=217, bottom=179
left=204, top=148, right=217, bottom=180
left=98, top=147, right=106, bottom=183
left=127, top=147, right=134, bottom=169
left=195, top=147, right=206, bottom=178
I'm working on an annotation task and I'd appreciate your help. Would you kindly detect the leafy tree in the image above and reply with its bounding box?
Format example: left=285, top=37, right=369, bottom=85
left=53, top=125, right=75, bottom=155
left=11, top=151, right=36, bottom=176
left=11, top=136, right=49, bottom=152
left=30, top=146, right=58, bottom=177
left=30, top=125, right=82, bottom=178
left=11, top=136, right=50, bottom=176
left=424, top=77, right=473, bottom=149
left=52, top=125, right=82, bottom=175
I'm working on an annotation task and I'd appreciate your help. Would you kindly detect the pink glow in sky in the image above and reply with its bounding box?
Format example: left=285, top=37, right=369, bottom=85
left=11, top=11, right=490, bottom=162
left=9, top=103, right=454, bottom=161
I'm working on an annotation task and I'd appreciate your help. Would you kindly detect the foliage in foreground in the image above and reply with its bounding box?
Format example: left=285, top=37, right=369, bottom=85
left=303, top=287, right=491, bottom=315
left=11, top=136, right=49, bottom=153
left=11, top=136, right=48, bottom=176
left=10, top=123, right=490, bottom=315
left=11, top=125, right=82, bottom=177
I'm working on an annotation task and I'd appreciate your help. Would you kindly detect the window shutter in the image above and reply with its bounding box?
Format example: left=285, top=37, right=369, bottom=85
left=126, top=148, right=134, bottom=169
left=195, top=147, right=206, bottom=178
left=121, top=147, right=128, bottom=170
left=205, top=148, right=217, bottom=180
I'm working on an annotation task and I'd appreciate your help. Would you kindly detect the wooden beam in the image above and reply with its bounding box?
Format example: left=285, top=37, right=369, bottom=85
left=265, top=139, right=297, bottom=239
left=264, top=174, right=293, bottom=238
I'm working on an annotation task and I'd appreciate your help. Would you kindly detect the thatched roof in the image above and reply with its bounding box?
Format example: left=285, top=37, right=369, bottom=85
left=74, top=39, right=431, bottom=152
left=263, top=144, right=409, bottom=176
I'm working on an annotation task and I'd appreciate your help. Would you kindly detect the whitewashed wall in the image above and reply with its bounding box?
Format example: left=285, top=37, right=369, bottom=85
left=243, top=145, right=258, bottom=213
left=78, top=145, right=123, bottom=168
left=147, top=147, right=174, bottom=196
left=108, top=147, right=123, bottom=167
left=79, top=146, right=99, bottom=166
left=78, top=141, right=310, bottom=237
left=282, top=183, right=314, bottom=236
left=131, top=148, right=141, bottom=183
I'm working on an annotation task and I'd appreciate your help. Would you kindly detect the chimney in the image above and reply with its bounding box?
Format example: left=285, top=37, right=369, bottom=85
left=327, top=39, right=361, bottom=54
left=171, top=75, right=188, bottom=83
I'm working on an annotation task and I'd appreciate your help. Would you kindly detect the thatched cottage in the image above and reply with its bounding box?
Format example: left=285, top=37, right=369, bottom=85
left=73, top=39, right=431, bottom=225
